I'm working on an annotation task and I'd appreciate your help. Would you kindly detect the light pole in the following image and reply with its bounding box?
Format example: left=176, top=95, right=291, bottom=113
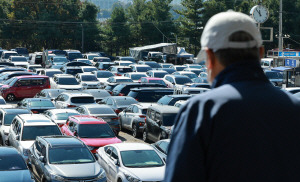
left=278, top=0, right=283, bottom=52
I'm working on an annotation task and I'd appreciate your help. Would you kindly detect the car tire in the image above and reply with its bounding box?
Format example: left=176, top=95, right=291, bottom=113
left=142, top=129, right=149, bottom=142
left=132, top=124, right=140, bottom=138
left=6, top=94, right=15, bottom=102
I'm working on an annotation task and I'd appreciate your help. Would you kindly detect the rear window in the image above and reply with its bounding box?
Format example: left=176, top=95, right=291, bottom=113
left=11, top=57, right=27, bottom=62
left=88, top=107, right=115, bottom=114
left=97, top=71, right=114, bottom=78
left=117, top=68, right=132, bottom=73
left=129, top=90, right=173, bottom=102
left=71, top=97, right=95, bottom=104
left=46, top=71, right=62, bottom=77
left=136, top=67, right=152, bottom=72
left=66, top=68, right=83, bottom=75
left=30, top=100, right=54, bottom=107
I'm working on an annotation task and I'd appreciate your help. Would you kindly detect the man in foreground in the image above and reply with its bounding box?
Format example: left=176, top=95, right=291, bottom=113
left=165, top=11, right=300, bottom=182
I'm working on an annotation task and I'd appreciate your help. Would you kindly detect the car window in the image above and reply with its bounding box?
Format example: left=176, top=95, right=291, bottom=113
left=31, top=78, right=46, bottom=86
left=111, top=147, right=119, bottom=160
left=158, top=141, right=169, bottom=154
left=132, top=106, right=139, bottom=113
left=106, top=99, right=113, bottom=106
left=105, top=146, right=112, bottom=156
left=17, top=79, right=30, bottom=86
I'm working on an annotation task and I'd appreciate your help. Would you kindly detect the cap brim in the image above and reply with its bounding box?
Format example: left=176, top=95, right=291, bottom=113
left=195, top=49, right=207, bottom=64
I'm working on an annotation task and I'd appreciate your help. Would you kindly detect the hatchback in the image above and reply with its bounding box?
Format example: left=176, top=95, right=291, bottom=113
left=54, top=92, right=96, bottom=109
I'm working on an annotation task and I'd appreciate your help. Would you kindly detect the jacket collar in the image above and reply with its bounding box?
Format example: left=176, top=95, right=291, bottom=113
left=211, top=61, right=269, bottom=88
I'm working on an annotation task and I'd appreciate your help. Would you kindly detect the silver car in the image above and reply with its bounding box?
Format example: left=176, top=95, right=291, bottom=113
left=28, top=136, right=106, bottom=182
left=54, top=92, right=96, bottom=109
left=43, top=109, right=80, bottom=126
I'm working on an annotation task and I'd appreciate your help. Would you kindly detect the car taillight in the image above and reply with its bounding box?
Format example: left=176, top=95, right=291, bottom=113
left=111, top=117, right=119, bottom=121
left=115, top=109, right=121, bottom=114
left=139, top=122, right=145, bottom=126
left=31, top=110, right=39, bottom=114
left=115, top=73, right=121, bottom=76
left=28, top=70, right=32, bottom=72
left=139, top=115, right=146, bottom=118
left=135, top=98, right=138, bottom=101
left=67, top=105, right=77, bottom=108
left=118, top=93, right=125, bottom=96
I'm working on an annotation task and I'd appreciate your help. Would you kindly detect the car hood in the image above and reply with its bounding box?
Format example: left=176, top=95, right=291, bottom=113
left=49, top=162, right=100, bottom=177
left=80, top=137, right=122, bottom=147
left=20, top=141, right=35, bottom=149
left=124, top=166, right=165, bottom=181
left=0, top=170, right=33, bottom=182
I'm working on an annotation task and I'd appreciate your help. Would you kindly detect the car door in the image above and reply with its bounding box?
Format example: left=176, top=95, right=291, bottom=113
left=100, top=146, right=112, bottom=176
left=146, top=109, right=156, bottom=140
left=153, top=112, right=162, bottom=141
left=14, top=78, right=32, bottom=98
left=122, top=106, right=133, bottom=129
left=108, top=147, right=119, bottom=181
left=30, top=141, right=42, bottom=179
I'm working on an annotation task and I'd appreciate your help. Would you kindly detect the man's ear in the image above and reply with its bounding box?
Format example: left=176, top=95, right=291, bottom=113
left=259, top=46, right=264, bottom=59
left=205, top=49, right=216, bottom=69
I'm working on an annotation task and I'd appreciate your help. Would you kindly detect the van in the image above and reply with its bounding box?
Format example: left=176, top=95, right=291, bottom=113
left=0, top=75, right=50, bottom=101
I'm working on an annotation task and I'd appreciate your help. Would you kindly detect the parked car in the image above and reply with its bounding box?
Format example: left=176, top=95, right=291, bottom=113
left=107, top=76, right=133, bottom=84
left=34, top=89, right=66, bottom=101
left=80, top=66, right=98, bottom=73
left=0, top=147, right=34, bottom=182
left=75, top=73, right=101, bottom=89
left=0, top=67, right=27, bottom=74
left=49, top=56, right=68, bottom=67
left=1, top=51, right=18, bottom=62
left=39, top=69, right=63, bottom=78
left=140, top=77, right=168, bottom=87
left=157, top=94, right=193, bottom=105
left=0, top=75, right=50, bottom=101
left=7, top=114, right=62, bottom=160
left=95, top=62, right=115, bottom=70
left=151, top=139, right=170, bottom=161
left=146, top=70, right=168, bottom=78
left=76, top=104, right=120, bottom=135
left=163, top=75, right=193, bottom=88
left=0, top=109, right=31, bottom=146
left=17, top=98, right=56, bottom=114
left=50, top=74, right=82, bottom=91
left=123, top=72, right=148, bottom=82
left=264, top=70, right=283, bottom=86
left=119, top=103, right=157, bottom=138
left=143, top=105, right=179, bottom=142
left=0, top=71, right=37, bottom=83
left=91, top=70, right=114, bottom=86
left=65, top=50, right=83, bottom=61
left=83, top=53, right=101, bottom=62
left=128, top=88, right=174, bottom=102
left=129, top=64, right=152, bottom=73
left=112, top=83, right=166, bottom=96
left=8, top=56, right=29, bottom=68
left=60, top=115, right=122, bottom=153
left=54, top=92, right=96, bottom=109
left=28, top=136, right=106, bottom=182
left=97, top=143, right=165, bottom=182
left=83, top=89, right=111, bottom=103
left=99, top=96, right=138, bottom=114
left=108, top=66, right=133, bottom=76
left=43, top=109, right=80, bottom=126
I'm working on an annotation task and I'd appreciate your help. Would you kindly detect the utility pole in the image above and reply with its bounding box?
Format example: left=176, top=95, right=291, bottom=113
left=278, top=0, right=283, bottom=52
left=81, top=24, right=84, bottom=53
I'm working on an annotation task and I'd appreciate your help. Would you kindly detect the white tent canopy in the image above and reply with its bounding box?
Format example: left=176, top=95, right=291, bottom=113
left=177, top=47, right=194, bottom=58
left=130, top=43, right=177, bottom=60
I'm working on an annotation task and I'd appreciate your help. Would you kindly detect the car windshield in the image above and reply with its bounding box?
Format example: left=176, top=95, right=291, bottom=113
left=55, top=112, right=79, bottom=120
left=5, top=78, right=17, bottom=86
left=148, top=80, right=166, bottom=86
left=81, top=75, right=98, bottom=81
left=49, top=147, right=95, bottom=164
left=184, top=74, right=197, bottom=79
left=154, top=72, right=167, bottom=78
left=116, top=78, right=133, bottom=83
left=175, top=77, right=192, bottom=84
left=66, top=68, right=83, bottom=75
left=46, top=71, right=62, bottom=77
left=11, top=57, right=27, bottom=62
left=115, top=98, right=138, bottom=106
left=22, top=126, right=61, bottom=141
left=88, top=107, right=115, bottom=114
left=83, top=67, right=97, bottom=72
left=0, top=155, right=27, bottom=171
left=137, top=67, right=152, bottom=72
left=58, top=78, right=79, bottom=85
left=117, top=68, right=132, bottom=73
left=175, top=67, right=186, bottom=71
left=78, top=124, right=115, bottom=138
left=120, top=150, right=164, bottom=168
left=145, top=62, right=161, bottom=68
left=70, top=97, right=95, bottom=104
left=265, top=72, right=283, bottom=79
left=97, top=72, right=114, bottom=78
left=53, top=58, right=68, bottom=63
left=69, top=53, right=83, bottom=60
left=30, top=100, right=54, bottom=107
left=131, top=74, right=146, bottom=80
left=4, top=114, right=25, bottom=126
left=162, top=113, right=177, bottom=126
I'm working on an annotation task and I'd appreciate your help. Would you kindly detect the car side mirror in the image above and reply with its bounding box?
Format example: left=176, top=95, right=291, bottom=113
left=39, top=156, right=45, bottom=163
left=113, top=159, right=119, bottom=166
left=17, top=102, right=21, bottom=107
left=94, top=153, right=99, bottom=160
left=74, top=130, right=78, bottom=136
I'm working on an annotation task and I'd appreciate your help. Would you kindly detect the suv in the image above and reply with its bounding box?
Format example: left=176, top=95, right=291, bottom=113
left=75, top=73, right=101, bottom=89
left=112, top=83, right=167, bottom=96
left=0, top=75, right=50, bottom=101
left=54, top=92, right=96, bottom=109
left=163, top=74, right=192, bottom=88
left=7, top=114, right=62, bottom=160
left=0, top=108, right=31, bottom=145
left=51, top=74, right=82, bottom=91
left=128, top=88, right=174, bottom=102
left=143, top=105, right=179, bottom=142
left=28, top=136, right=106, bottom=182
left=119, top=103, right=158, bottom=138
left=1, top=51, right=18, bottom=62
left=108, top=66, right=133, bottom=76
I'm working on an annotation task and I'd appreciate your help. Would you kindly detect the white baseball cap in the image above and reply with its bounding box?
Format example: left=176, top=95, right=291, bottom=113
left=197, top=10, right=262, bottom=62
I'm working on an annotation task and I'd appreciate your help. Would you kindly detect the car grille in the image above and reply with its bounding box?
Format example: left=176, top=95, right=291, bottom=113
left=65, top=176, right=98, bottom=182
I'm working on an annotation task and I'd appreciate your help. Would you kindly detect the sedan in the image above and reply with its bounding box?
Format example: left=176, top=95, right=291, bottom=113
left=97, top=143, right=165, bottom=182
left=17, top=98, right=56, bottom=114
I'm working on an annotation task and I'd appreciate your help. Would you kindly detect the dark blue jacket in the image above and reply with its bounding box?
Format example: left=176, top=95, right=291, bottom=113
left=165, top=62, right=300, bottom=182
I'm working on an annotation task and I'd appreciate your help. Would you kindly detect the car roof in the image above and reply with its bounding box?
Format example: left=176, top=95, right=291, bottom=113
left=1, top=108, right=30, bottom=115
left=148, top=105, right=180, bottom=113
left=18, top=114, right=56, bottom=126
left=70, top=115, right=106, bottom=124
left=111, top=143, right=155, bottom=151
left=0, top=147, right=21, bottom=156
left=42, top=136, right=84, bottom=148
left=15, top=75, right=48, bottom=79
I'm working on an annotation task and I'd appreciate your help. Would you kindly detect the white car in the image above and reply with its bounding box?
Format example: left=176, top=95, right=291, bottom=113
left=163, top=75, right=192, bottom=88
left=91, top=71, right=114, bottom=86
left=8, top=56, right=29, bottom=68
left=80, top=66, right=98, bottom=73
left=50, top=74, right=82, bottom=91
left=97, top=143, right=165, bottom=182
left=43, top=109, right=80, bottom=126
left=1, top=51, right=18, bottom=62
left=129, top=64, right=152, bottom=73
left=123, top=72, right=148, bottom=82
left=75, top=73, right=101, bottom=89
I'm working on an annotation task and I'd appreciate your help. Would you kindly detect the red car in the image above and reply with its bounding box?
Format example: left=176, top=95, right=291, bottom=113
left=60, top=115, right=122, bottom=153
left=0, top=75, right=50, bottom=101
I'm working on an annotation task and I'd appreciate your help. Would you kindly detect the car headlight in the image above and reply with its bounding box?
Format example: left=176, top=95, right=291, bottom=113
left=82, top=83, right=88, bottom=86
left=95, top=169, right=106, bottom=180
left=50, top=173, right=65, bottom=181
left=124, top=173, right=140, bottom=182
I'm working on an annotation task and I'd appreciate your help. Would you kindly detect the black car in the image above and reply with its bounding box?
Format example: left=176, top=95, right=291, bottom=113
left=0, top=147, right=33, bottom=181
left=34, top=89, right=66, bottom=101
left=143, top=105, right=179, bottom=142
left=128, top=88, right=174, bottom=102
left=112, top=83, right=167, bottom=96
left=17, top=98, right=56, bottom=114
left=157, top=94, right=193, bottom=106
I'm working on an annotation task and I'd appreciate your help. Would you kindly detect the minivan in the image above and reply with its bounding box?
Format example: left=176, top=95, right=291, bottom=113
left=0, top=75, right=50, bottom=101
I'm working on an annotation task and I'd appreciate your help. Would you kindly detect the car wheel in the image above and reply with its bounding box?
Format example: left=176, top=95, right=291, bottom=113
left=132, top=124, right=140, bottom=138
left=142, top=130, right=149, bottom=142
left=6, top=94, right=15, bottom=102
